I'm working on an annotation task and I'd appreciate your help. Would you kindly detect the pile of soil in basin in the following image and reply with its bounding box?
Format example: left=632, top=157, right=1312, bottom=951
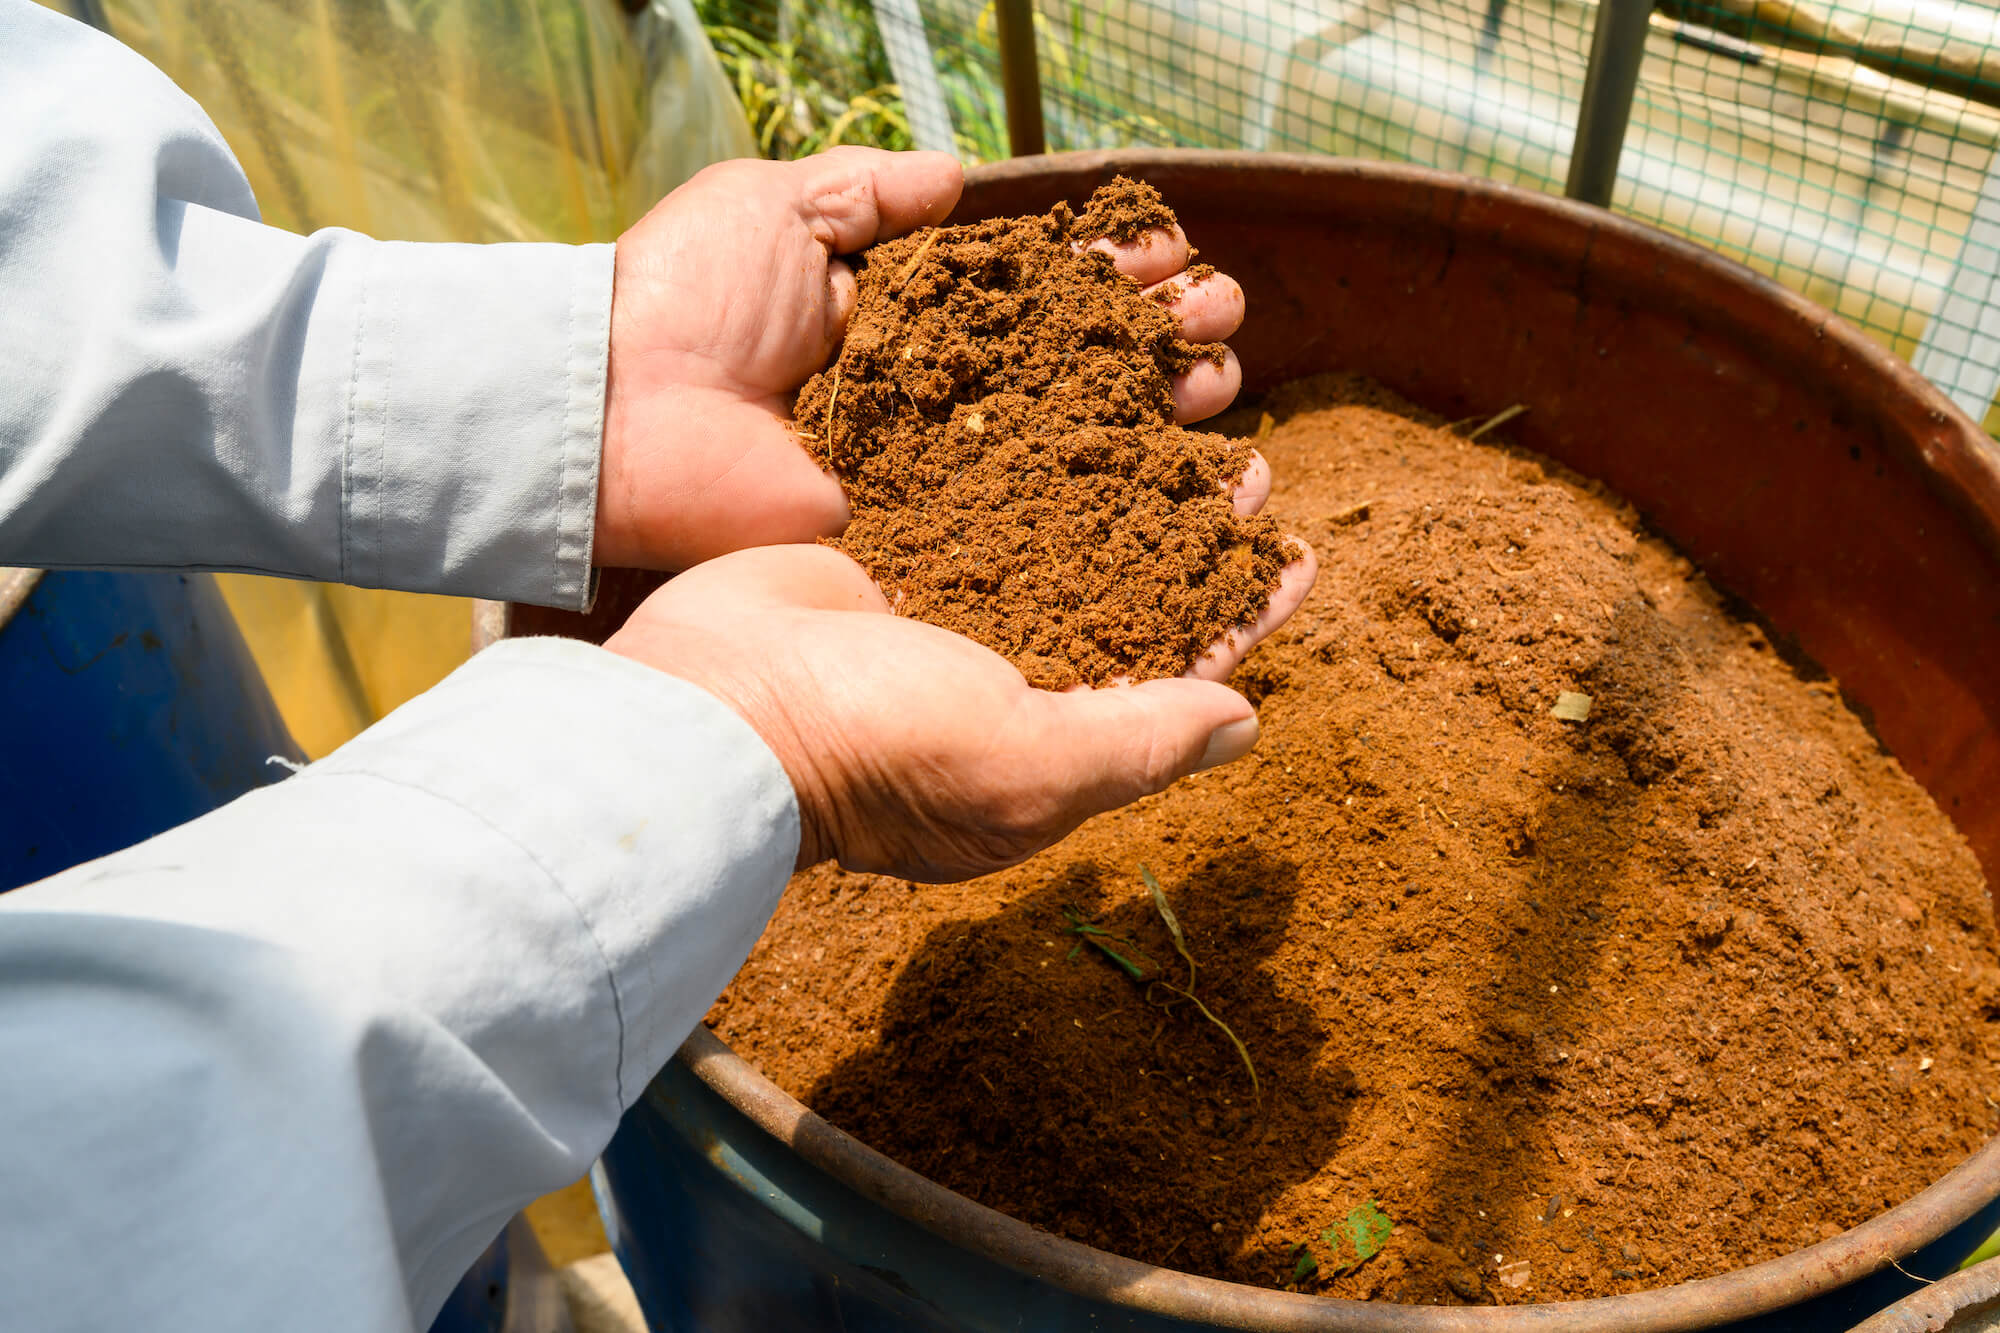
left=714, top=373, right=2000, bottom=1305
left=794, top=178, right=1289, bottom=689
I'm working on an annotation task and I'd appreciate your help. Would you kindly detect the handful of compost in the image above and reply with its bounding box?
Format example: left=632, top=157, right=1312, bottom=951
left=794, top=178, right=1311, bottom=690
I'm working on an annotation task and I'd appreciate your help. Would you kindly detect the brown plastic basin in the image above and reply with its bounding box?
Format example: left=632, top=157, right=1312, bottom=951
left=493, top=150, right=2000, bottom=1330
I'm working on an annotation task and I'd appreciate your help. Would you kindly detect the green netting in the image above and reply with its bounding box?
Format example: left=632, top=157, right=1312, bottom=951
left=1635, top=0, right=2000, bottom=405
left=695, top=0, right=2000, bottom=432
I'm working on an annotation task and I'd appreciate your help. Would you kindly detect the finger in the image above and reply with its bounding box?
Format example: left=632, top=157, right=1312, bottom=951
left=822, top=257, right=859, bottom=358
left=1228, top=449, right=1271, bottom=517
left=1082, top=223, right=1191, bottom=285
left=1032, top=676, right=1260, bottom=817
left=1186, top=540, right=1320, bottom=683
left=1143, top=269, right=1245, bottom=343
left=1172, top=345, right=1243, bottom=424
left=796, top=147, right=964, bottom=254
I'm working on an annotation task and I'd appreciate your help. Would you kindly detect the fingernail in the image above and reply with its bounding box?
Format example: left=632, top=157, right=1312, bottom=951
left=1194, top=716, right=1259, bottom=772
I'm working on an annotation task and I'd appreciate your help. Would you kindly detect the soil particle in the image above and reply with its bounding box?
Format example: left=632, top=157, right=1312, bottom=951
left=1075, top=176, right=1181, bottom=243
left=716, top=373, right=2000, bottom=1304
left=794, top=178, right=1287, bottom=689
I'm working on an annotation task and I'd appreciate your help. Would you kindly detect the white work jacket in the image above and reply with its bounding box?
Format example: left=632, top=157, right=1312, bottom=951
left=0, top=4, right=801, bottom=1329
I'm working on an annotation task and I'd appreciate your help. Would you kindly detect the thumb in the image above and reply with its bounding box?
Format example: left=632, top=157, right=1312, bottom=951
left=795, top=146, right=964, bottom=253
left=1033, top=678, right=1260, bottom=818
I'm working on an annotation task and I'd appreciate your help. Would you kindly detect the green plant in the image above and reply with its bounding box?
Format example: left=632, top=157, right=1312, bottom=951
left=1061, top=906, right=1147, bottom=980
left=694, top=0, right=914, bottom=158
left=932, top=27, right=1009, bottom=161
left=689, top=0, right=1185, bottom=166
left=1140, top=864, right=1259, bottom=1102
left=1292, top=1200, right=1394, bottom=1287
left=1326, top=1199, right=1395, bottom=1273
left=938, top=0, right=1178, bottom=158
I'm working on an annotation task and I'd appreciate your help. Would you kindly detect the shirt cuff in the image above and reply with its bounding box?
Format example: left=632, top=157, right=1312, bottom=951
left=337, top=240, right=613, bottom=610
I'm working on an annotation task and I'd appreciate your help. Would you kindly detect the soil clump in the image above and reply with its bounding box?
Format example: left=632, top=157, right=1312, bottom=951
left=717, top=374, right=2000, bottom=1304
left=794, top=178, right=1288, bottom=689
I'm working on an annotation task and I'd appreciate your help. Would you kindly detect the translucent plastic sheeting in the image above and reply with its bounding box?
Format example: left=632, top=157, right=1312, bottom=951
left=51, top=0, right=750, bottom=243
left=37, top=0, right=752, bottom=755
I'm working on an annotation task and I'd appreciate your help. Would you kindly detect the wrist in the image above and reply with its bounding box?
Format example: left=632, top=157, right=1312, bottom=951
left=595, top=298, right=649, bottom=571
left=601, top=624, right=834, bottom=870
left=593, top=398, right=640, bottom=570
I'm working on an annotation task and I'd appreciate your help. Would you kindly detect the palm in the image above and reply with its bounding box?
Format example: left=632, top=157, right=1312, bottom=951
left=605, top=546, right=1267, bottom=882
left=597, top=152, right=949, bottom=570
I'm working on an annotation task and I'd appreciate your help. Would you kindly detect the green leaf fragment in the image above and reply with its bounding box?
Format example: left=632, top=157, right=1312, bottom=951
left=1062, top=906, right=1150, bottom=982
left=1322, top=1200, right=1395, bottom=1274
left=1089, top=938, right=1147, bottom=982
left=1348, top=1200, right=1394, bottom=1260
left=1292, top=1242, right=1319, bottom=1283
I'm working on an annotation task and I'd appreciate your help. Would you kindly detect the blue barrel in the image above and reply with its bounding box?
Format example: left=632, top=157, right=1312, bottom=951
left=429, top=1216, right=572, bottom=1333
left=0, top=569, right=302, bottom=888
left=599, top=1037, right=2000, bottom=1333
left=0, top=568, right=563, bottom=1333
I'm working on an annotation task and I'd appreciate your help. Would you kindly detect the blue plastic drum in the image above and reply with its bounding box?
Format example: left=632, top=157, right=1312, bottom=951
left=0, top=568, right=301, bottom=888
left=0, top=568, right=561, bottom=1333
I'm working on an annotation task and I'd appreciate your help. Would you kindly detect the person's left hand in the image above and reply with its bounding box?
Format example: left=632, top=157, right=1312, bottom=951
left=594, top=148, right=1261, bottom=571
left=596, top=149, right=956, bottom=571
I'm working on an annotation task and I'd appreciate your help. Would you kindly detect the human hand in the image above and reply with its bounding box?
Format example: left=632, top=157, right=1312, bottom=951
left=597, top=149, right=956, bottom=571
left=595, top=149, right=1269, bottom=571
left=603, top=544, right=1300, bottom=881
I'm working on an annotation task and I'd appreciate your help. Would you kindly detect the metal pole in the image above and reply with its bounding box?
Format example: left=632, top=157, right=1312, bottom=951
left=995, top=0, right=1046, bottom=157
left=1564, top=0, right=1653, bottom=207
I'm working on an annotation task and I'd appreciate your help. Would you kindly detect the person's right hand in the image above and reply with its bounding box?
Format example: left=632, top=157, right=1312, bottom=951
left=603, top=544, right=1279, bottom=882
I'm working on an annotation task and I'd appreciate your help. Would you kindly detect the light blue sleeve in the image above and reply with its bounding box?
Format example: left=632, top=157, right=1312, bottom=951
left=0, top=0, right=609, bottom=609
left=0, top=11, right=807, bottom=1328
left=0, top=638, right=802, bottom=1332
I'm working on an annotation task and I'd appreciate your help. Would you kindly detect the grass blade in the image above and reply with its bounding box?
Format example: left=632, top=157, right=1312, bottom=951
left=1141, top=863, right=1197, bottom=991
left=1156, top=981, right=1260, bottom=1103
left=1063, top=906, right=1151, bottom=982
left=1463, top=403, right=1527, bottom=441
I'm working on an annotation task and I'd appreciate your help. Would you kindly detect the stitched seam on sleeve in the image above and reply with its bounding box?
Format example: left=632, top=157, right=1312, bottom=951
left=371, top=262, right=397, bottom=590
left=339, top=253, right=369, bottom=585
left=302, top=768, right=631, bottom=1108
left=550, top=250, right=611, bottom=610
left=557, top=262, right=581, bottom=605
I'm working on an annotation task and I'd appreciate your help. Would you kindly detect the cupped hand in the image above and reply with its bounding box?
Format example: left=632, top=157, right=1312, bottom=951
left=1081, top=222, right=1245, bottom=426
left=597, top=148, right=961, bottom=571
left=596, top=149, right=1268, bottom=571
left=604, top=545, right=1298, bottom=882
